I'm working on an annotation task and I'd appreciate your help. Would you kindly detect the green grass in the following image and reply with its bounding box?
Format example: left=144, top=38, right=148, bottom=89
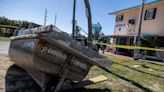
left=86, top=56, right=164, bottom=92
left=0, top=37, right=10, bottom=42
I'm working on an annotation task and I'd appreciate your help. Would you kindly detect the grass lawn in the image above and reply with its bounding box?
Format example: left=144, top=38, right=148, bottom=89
left=86, top=56, right=164, bottom=92
left=0, top=37, right=10, bottom=42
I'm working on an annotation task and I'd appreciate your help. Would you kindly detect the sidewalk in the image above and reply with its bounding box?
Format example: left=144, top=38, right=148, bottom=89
left=102, top=51, right=134, bottom=61
left=0, top=42, right=10, bottom=54
left=103, top=51, right=164, bottom=65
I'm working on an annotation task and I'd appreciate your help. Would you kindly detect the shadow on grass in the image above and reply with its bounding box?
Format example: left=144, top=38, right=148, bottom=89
left=145, top=61, right=164, bottom=66
left=5, top=65, right=42, bottom=92
left=62, top=88, right=111, bottom=92
left=6, top=65, right=111, bottom=92
left=114, top=62, right=164, bottom=79
left=141, top=64, right=164, bottom=72
left=102, top=68, right=153, bottom=92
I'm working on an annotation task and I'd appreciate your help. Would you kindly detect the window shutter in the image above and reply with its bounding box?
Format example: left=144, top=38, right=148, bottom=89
left=153, top=8, right=157, bottom=19
left=116, top=16, right=118, bottom=22
left=144, top=10, right=147, bottom=20
left=116, top=15, right=124, bottom=22
left=121, top=15, right=124, bottom=21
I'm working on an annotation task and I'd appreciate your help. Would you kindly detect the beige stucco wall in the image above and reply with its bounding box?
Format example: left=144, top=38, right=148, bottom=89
left=113, top=9, right=139, bottom=35
left=113, top=2, right=164, bottom=36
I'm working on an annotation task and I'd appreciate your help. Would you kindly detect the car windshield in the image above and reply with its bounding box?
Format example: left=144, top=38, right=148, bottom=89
left=14, top=29, right=32, bottom=36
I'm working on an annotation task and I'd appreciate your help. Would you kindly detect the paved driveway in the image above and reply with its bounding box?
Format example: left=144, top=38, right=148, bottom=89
left=0, top=42, right=10, bottom=54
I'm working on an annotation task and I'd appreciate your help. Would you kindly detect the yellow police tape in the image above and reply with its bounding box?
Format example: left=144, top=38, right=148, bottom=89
left=93, top=41, right=164, bottom=52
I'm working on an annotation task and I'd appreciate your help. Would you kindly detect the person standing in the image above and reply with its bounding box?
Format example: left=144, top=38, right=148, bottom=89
left=97, top=40, right=101, bottom=52
left=102, top=39, right=107, bottom=54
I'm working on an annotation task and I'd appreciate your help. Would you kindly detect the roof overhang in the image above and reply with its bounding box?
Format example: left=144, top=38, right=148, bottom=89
left=104, top=34, right=160, bottom=38
left=109, top=0, right=164, bottom=15
left=105, top=35, right=137, bottom=38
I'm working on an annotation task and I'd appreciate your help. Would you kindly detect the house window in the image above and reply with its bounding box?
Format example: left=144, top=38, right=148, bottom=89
left=145, top=8, right=157, bottom=20
left=116, top=15, right=123, bottom=22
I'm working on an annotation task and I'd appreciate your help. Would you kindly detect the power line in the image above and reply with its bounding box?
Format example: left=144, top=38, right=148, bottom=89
left=53, top=0, right=64, bottom=26
left=0, top=6, right=44, bottom=22
left=77, top=25, right=88, bottom=35
left=56, top=0, right=64, bottom=14
left=0, top=0, right=43, bottom=16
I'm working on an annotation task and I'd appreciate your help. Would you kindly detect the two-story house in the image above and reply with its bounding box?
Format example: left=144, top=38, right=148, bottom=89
left=109, top=0, right=164, bottom=59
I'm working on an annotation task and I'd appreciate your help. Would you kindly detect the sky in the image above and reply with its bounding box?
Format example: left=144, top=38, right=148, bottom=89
left=0, top=0, right=157, bottom=35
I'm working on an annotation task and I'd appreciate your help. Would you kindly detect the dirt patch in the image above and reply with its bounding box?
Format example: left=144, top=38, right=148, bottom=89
left=101, top=78, right=141, bottom=92
left=0, top=55, right=13, bottom=92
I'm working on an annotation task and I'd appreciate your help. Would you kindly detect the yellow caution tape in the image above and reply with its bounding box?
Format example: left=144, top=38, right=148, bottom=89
left=93, top=41, right=164, bottom=52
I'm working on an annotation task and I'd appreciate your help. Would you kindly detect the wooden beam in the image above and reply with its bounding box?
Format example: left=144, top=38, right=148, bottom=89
left=74, top=75, right=108, bottom=88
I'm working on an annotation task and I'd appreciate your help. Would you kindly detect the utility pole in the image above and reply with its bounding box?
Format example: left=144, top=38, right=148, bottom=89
left=44, top=8, right=48, bottom=26
left=84, top=0, right=92, bottom=42
left=134, top=0, right=147, bottom=59
left=54, top=14, right=57, bottom=26
left=72, top=0, right=76, bottom=38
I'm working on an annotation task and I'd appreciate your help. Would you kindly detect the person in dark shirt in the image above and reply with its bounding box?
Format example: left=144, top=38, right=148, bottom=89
left=97, top=40, right=101, bottom=52
left=102, top=39, right=107, bottom=54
